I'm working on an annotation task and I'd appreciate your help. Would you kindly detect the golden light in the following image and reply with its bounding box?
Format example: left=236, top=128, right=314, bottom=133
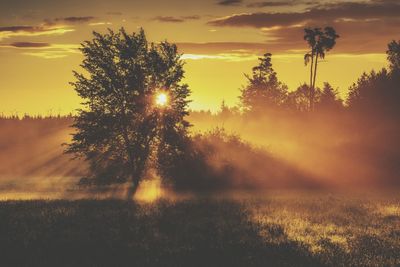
left=134, top=179, right=164, bottom=202
left=155, top=92, right=168, bottom=107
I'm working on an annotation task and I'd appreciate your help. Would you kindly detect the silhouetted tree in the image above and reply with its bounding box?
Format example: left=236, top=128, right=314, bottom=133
left=218, top=100, right=236, bottom=121
left=240, top=53, right=288, bottom=112
left=347, top=68, right=400, bottom=117
left=304, top=27, right=339, bottom=110
left=316, top=82, right=343, bottom=111
left=351, top=77, right=399, bottom=118
left=347, top=40, right=400, bottom=118
left=286, top=84, right=320, bottom=112
left=387, top=40, right=400, bottom=72
left=66, top=28, right=190, bottom=199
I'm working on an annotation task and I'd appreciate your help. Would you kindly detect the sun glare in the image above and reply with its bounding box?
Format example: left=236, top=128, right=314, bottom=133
left=155, top=92, right=168, bottom=107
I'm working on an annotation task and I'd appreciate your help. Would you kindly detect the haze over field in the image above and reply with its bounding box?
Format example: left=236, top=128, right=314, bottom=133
left=1, top=105, right=399, bottom=200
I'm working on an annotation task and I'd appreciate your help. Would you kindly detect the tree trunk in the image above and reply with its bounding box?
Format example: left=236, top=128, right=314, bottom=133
left=309, top=53, right=314, bottom=111
left=312, top=53, right=319, bottom=111
left=126, top=175, right=139, bottom=200
left=126, top=157, right=148, bottom=200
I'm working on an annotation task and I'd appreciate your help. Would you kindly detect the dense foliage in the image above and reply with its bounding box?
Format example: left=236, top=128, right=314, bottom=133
left=67, top=28, right=190, bottom=198
left=240, top=53, right=288, bottom=112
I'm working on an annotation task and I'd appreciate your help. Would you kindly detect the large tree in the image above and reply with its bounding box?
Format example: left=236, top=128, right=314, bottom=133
left=304, top=27, right=339, bottom=111
left=66, top=28, right=190, bottom=199
left=347, top=40, right=400, bottom=117
left=240, top=53, right=288, bottom=112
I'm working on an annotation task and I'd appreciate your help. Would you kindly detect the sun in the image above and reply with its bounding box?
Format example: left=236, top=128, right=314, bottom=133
left=155, top=92, right=168, bottom=107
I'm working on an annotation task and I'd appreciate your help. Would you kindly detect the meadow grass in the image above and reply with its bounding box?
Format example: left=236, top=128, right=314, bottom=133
left=0, top=193, right=399, bottom=266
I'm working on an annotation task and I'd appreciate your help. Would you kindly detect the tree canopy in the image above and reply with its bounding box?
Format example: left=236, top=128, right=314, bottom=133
left=304, top=27, right=339, bottom=110
left=66, top=28, right=191, bottom=199
left=240, top=53, right=288, bottom=112
left=347, top=40, right=400, bottom=117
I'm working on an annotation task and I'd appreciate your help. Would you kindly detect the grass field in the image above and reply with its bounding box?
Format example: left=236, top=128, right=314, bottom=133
left=1, top=193, right=399, bottom=267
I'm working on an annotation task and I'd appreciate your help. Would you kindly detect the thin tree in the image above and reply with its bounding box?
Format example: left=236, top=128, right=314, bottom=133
left=304, top=27, right=339, bottom=111
left=66, top=28, right=190, bottom=199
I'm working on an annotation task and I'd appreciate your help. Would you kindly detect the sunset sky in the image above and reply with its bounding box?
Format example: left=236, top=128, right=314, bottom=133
left=0, top=0, right=398, bottom=114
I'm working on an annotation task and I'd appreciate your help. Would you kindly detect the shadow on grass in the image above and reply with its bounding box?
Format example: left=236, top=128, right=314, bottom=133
left=0, top=199, right=323, bottom=267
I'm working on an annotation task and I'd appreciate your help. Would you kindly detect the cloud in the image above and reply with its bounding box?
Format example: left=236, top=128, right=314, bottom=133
left=175, top=41, right=315, bottom=57
left=60, top=16, right=95, bottom=23
left=89, top=22, right=113, bottom=26
left=246, top=0, right=319, bottom=8
left=178, top=41, right=304, bottom=60
left=217, top=0, right=243, bottom=6
left=207, top=1, right=400, bottom=53
left=5, top=42, right=51, bottom=48
left=209, top=1, right=400, bottom=28
left=44, top=16, right=96, bottom=26
left=177, top=42, right=268, bottom=55
left=0, top=42, right=80, bottom=59
left=153, top=15, right=201, bottom=23
left=208, top=12, right=303, bottom=28
left=0, top=25, right=74, bottom=40
left=22, top=51, right=70, bottom=59
left=153, top=16, right=184, bottom=23
left=246, top=1, right=295, bottom=7
left=181, top=54, right=227, bottom=60
left=0, top=16, right=94, bottom=40
left=182, top=15, right=201, bottom=20
left=182, top=53, right=258, bottom=61
left=0, top=26, right=41, bottom=32
left=218, top=0, right=315, bottom=8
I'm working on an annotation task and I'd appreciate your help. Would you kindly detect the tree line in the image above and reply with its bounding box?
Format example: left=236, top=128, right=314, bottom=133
left=239, top=28, right=400, bottom=117
left=66, top=27, right=400, bottom=198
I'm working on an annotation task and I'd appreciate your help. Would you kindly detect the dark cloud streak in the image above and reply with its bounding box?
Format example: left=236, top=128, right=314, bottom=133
left=247, top=1, right=295, bottom=8
left=217, top=0, right=243, bottom=6
left=0, top=26, right=44, bottom=33
left=8, top=42, right=51, bottom=48
left=44, top=16, right=96, bottom=26
left=60, top=16, right=95, bottom=23
left=182, top=15, right=201, bottom=20
left=153, top=15, right=201, bottom=23
left=246, top=0, right=319, bottom=8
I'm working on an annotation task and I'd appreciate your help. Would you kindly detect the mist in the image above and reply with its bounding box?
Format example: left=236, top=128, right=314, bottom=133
left=1, top=102, right=399, bottom=200
left=187, top=107, right=400, bottom=191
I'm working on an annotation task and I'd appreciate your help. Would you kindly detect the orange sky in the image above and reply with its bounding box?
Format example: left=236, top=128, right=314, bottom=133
left=0, top=0, right=398, bottom=114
